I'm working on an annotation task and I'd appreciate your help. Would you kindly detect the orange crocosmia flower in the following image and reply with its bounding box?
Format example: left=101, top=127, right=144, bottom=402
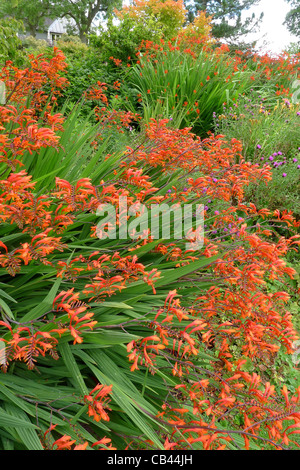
left=74, top=442, right=89, bottom=450
left=52, top=435, right=76, bottom=450
left=92, top=437, right=117, bottom=450
left=84, top=384, right=113, bottom=423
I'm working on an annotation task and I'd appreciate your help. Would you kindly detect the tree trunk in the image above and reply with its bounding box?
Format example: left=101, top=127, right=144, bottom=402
left=79, top=29, right=88, bottom=43
left=27, top=24, right=37, bottom=37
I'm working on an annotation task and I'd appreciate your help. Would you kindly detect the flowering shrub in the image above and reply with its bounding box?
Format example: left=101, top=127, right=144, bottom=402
left=115, top=0, right=187, bottom=39
left=0, top=51, right=300, bottom=452
left=177, top=10, right=215, bottom=52
left=0, top=48, right=68, bottom=107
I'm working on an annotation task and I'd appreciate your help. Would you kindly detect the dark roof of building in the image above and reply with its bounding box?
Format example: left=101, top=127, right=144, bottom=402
left=41, top=17, right=56, bottom=31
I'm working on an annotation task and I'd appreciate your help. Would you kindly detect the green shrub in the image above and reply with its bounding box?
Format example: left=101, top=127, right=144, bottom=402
left=90, top=16, right=161, bottom=70
left=0, top=18, right=25, bottom=66
left=56, top=34, right=89, bottom=58
left=21, top=35, right=49, bottom=53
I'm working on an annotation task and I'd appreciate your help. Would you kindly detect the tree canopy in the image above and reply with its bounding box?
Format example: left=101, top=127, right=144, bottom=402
left=50, top=0, right=122, bottom=42
left=184, top=0, right=264, bottom=41
left=285, top=0, right=300, bottom=39
left=0, top=0, right=53, bottom=37
left=0, top=0, right=122, bottom=41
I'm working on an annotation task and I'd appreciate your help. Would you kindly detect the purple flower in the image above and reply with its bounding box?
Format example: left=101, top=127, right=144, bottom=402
left=269, top=156, right=274, bottom=161
left=167, top=189, right=172, bottom=193
left=293, top=158, right=298, bottom=163
left=215, top=210, right=219, bottom=215
left=257, top=144, right=262, bottom=149
left=282, top=173, right=287, bottom=177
